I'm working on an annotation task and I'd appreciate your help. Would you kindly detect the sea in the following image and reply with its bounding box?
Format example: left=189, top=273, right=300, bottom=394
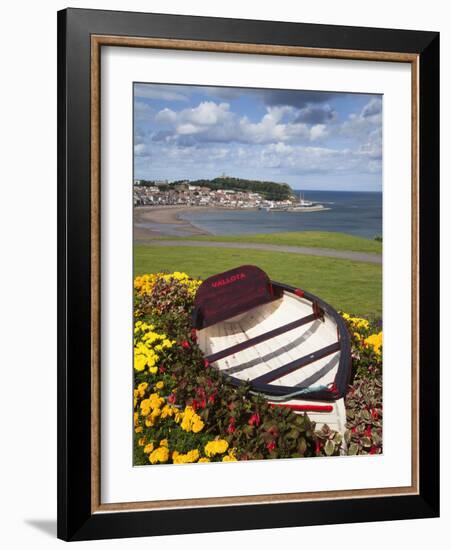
left=179, top=191, right=382, bottom=239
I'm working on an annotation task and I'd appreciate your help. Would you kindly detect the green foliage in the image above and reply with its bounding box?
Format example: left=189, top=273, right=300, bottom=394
left=343, top=316, right=383, bottom=455
left=188, top=176, right=294, bottom=201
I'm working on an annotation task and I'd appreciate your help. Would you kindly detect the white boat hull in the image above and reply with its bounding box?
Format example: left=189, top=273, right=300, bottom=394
left=196, top=289, right=349, bottom=437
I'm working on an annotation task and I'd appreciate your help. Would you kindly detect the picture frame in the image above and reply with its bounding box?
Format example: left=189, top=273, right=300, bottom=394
left=57, top=7, right=439, bottom=541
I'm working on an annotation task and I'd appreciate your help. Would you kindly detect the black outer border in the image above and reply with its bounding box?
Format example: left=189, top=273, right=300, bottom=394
left=57, top=8, right=440, bottom=541
left=215, top=281, right=352, bottom=401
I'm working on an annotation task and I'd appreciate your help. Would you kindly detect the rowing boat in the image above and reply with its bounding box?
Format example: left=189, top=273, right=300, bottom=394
left=192, top=265, right=351, bottom=435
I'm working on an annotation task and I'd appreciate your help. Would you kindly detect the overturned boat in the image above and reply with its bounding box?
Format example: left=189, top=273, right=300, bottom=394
left=192, top=265, right=351, bottom=435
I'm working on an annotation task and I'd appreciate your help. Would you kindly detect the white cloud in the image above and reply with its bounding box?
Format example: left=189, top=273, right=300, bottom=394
left=310, top=124, right=328, bottom=141
left=183, top=101, right=230, bottom=126
left=153, top=102, right=332, bottom=146
left=361, top=97, right=382, bottom=119
left=177, top=123, right=203, bottom=135
left=134, top=143, right=147, bottom=157
left=155, top=108, right=177, bottom=124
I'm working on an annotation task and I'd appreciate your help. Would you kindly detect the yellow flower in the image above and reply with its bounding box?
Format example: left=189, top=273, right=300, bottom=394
left=159, top=439, right=168, bottom=448
left=191, top=418, right=204, bottom=433
left=138, top=437, right=146, bottom=446
left=204, top=439, right=229, bottom=457
left=149, top=446, right=169, bottom=464
left=135, top=426, right=143, bottom=433
left=172, top=449, right=200, bottom=464
left=140, top=398, right=152, bottom=416
left=179, top=406, right=204, bottom=433
left=222, top=455, right=237, bottom=462
left=341, top=313, right=370, bottom=331
left=134, top=355, right=147, bottom=372
left=154, top=381, right=164, bottom=390
left=143, top=443, right=154, bottom=454
left=198, top=457, right=210, bottom=463
left=364, top=332, right=383, bottom=356
left=160, top=405, right=177, bottom=419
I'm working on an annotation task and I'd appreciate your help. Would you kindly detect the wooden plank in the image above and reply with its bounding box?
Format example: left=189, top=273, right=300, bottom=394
left=206, top=313, right=317, bottom=363
left=251, top=341, right=341, bottom=385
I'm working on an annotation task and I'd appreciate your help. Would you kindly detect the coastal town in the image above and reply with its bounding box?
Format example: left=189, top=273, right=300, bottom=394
left=133, top=179, right=327, bottom=212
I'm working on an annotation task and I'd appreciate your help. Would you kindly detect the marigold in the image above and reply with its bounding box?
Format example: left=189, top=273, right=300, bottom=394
left=172, top=449, right=200, bottom=464
left=204, top=439, right=229, bottom=457
left=149, top=446, right=169, bottom=464
left=179, top=406, right=205, bottom=433
left=222, top=455, right=238, bottom=462
left=364, top=332, right=383, bottom=356
left=137, top=382, right=148, bottom=396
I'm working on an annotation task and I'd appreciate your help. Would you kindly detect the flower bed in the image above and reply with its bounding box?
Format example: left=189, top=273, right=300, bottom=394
left=133, top=272, right=383, bottom=465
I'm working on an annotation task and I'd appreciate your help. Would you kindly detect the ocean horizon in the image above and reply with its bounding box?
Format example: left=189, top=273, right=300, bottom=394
left=178, top=190, right=382, bottom=239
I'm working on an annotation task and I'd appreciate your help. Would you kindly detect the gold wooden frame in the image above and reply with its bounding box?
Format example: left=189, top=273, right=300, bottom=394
left=90, top=35, right=419, bottom=514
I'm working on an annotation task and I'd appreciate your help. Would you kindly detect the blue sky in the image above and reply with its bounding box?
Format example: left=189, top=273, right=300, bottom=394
left=134, top=83, right=382, bottom=191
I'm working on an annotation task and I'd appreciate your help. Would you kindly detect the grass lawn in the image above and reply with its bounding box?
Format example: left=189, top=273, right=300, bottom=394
left=148, top=231, right=382, bottom=254
left=135, top=245, right=382, bottom=317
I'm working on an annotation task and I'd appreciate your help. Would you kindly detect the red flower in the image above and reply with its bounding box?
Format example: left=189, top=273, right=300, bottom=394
left=248, top=413, right=261, bottom=427
left=266, top=440, right=276, bottom=452
left=192, top=398, right=206, bottom=411
left=227, top=416, right=236, bottom=434
left=196, top=387, right=206, bottom=398
left=351, top=426, right=357, bottom=434
left=370, top=408, right=379, bottom=420
left=268, top=425, right=279, bottom=438
left=190, top=328, right=198, bottom=342
left=159, top=365, right=166, bottom=374
left=204, top=358, right=210, bottom=369
left=181, top=340, right=190, bottom=349
left=369, top=445, right=378, bottom=455
left=315, top=440, right=322, bottom=454
left=167, top=393, right=176, bottom=404
left=365, top=426, right=372, bottom=438
left=208, top=391, right=217, bottom=405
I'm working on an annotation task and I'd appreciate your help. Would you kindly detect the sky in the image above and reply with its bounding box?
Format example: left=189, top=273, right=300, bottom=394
left=133, top=83, right=382, bottom=191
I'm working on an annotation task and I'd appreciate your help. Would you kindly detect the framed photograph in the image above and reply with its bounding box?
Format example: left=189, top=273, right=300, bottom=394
left=57, top=8, right=439, bottom=541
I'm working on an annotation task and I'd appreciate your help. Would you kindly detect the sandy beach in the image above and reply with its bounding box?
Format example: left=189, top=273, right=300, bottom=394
left=134, top=205, right=219, bottom=240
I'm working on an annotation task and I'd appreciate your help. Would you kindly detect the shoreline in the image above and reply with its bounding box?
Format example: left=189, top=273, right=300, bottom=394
left=134, top=205, right=222, bottom=240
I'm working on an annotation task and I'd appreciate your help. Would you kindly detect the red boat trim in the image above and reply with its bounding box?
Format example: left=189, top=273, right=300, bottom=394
left=270, top=403, right=333, bottom=413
